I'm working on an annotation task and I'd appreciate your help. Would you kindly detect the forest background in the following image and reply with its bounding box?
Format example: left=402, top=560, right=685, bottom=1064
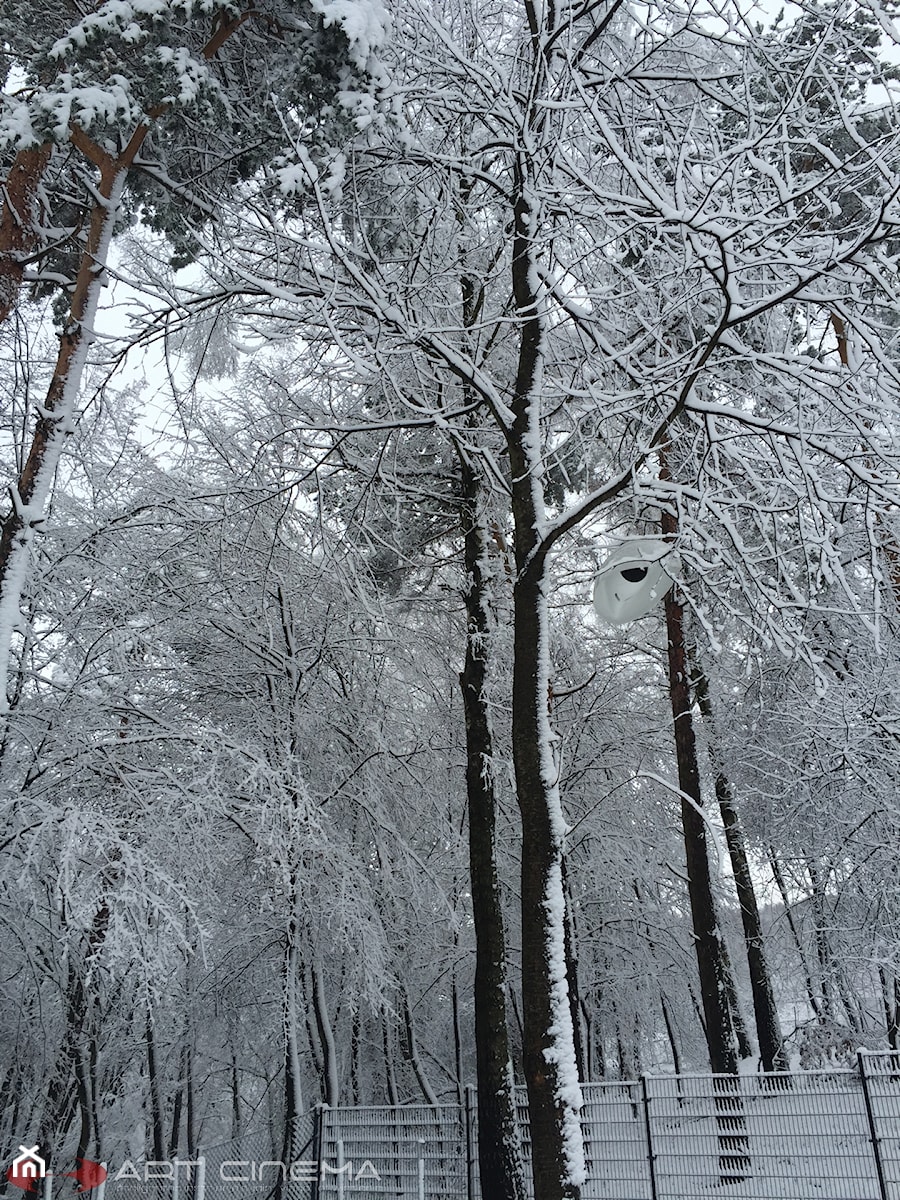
left=3, top=2, right=900, bottom=1199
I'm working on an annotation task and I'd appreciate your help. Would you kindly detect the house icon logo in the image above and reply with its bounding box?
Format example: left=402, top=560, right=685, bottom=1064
left=8, top=1147, right=46, bottom=1190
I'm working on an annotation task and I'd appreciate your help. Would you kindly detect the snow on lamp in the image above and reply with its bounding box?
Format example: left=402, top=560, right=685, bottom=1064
left=592, top=540, right=678, bottom=625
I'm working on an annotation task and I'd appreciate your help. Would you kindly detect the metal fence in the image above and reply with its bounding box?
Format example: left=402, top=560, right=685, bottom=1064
left=103, top=1050, right=900, bottom=1200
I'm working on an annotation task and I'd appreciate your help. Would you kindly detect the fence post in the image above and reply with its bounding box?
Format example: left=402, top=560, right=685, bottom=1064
left=641, top=1075, right=660, bottom=1200
left=312, top=1104, right=327, bottom=1200
left=417, top=1138, right=426, bottom=1200
left=336, top=1139, right=345, bottom=1200
left=96, top=1164, right=107, bottom=1200
left=194, top=1157, right=205, bottom=1200
left=859, top=1051, right=889, bottom=1200
left=464, top=1085, right=477, bottom=1200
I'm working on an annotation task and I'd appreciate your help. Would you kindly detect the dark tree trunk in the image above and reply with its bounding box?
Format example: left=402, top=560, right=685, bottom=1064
left=186, top=1043, right=197, bottom=1160
left=382, top=1014, right=399, bottom=1106
left=808, top=860, right=835, bottom=1019
left=0, top=148, right=128, bottom=715
left=36, top=943, right=102, bottom=1175
left=458, top=448, right=528, bottom=1200
left=278, top=928, right=305, bottom=1200
left=693, top=669, right=787, bottom=1071
left=230, top=1045, right=241, bottom=1141
left=312, top=959, right=339, bottom=1107
left=663, top=583, right=749, bottom=1180
left=507, top=171, right=584, bottom=1200
left=350, top=1007, right=362, bottom=1105
left=881, top=969, right=900, bottom=1050
left=562, top=860, right=587, bottom=1082
left=452, top=961, right=465, bottom=1105
left=169, top=1043, right=186, bottom=1158
left=146, top=1011, right=165, bottom=1164
left=660, top=993, right=682, bottom=1075
left=511, top=558, right=584, bottom=1200
left=663, top=586, right=742, bottom=1074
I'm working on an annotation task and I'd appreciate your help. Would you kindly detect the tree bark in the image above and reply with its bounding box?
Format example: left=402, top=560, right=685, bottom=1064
left=0, top=149, right=126, bottom=715
left=382, top=1013, right=399, bottom=1106
left=660, top=993, right=682, bottom=1075
left=169, top=1042, right=187, bottom=1158
left=146, top=1011, right=165, bottom=1164
left=808, top=860, right=835, bottom=1019
left=562, top=859, right=587, bottom=1083
left=663, top=582, right=749, bottom=1180
left=694, top=669, right=787, bottom=1071
left=0, top=144, right=52, bottom=327
left=663, top=584, right=742, bottom=1074
left=230, top=1045, right=241, bottom=1141
left=458, top=449, right=528, bottom=1200
left=186, top=1042, right=197, bottom=1160
left=278, top=925, right=305, bottom=1200
left=506, top=150, right=584, bottom=1198
left=350, top=1007, right=362, bottom=1105
left=312, top=959, right=339, bottom=1107
left=880, top=968, right=900, bottom=1050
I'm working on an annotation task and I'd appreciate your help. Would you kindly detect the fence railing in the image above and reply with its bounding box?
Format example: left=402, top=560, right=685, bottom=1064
left=104, top=1050, right=900, bottom=1200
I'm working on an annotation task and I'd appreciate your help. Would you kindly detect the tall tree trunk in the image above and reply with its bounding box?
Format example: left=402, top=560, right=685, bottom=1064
left=508, top=165, right=584, bottom=1200
left=663, top=585, right=742, bottom=1073
left=562, top=859, right=587, bottom=1082
left=880, top=968, right=900, bottom=1050
left=312, top=959, right=339, bottom=1107
left=808, top=860, right=835, bottom=1019
left=382, top=1014, right=399, bottom=1106
left=660, top=993, right=682, bottom=1075
left=146, top=1011, right=165, bottom=1164
left=451, top=961, right=465, bottom=1106
left=663, top=583, right=749, bottom=1180
left=458, top=447, right=527, bottom=1200
left=692, top=668, right=787, bottom=1071
left=279, top=925, right=305, bottom=1200
left=350, top=1007, right=362, bottom=1106
left=37, top=1057, right=76, bottom=1180
left=0, top=149, right=126, bottom=714
left=511, top=555, right=585, bottom=1200
left=186, top=1043, right=197, bottom=1160
left=169, top=1043, right=187, bottom=1158
left=0, top=16, right=254, bottom=710
left=37, top=925, right=104, bottom=1174
left=230, top=1045, right=241, bottom=1141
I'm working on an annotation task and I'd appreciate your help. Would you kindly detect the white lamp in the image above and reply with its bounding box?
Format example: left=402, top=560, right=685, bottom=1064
left=592, top=539, right=678, bottom=625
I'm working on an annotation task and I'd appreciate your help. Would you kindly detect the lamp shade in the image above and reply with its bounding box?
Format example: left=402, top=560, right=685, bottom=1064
left=592, top=540, right=678, bottom=625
